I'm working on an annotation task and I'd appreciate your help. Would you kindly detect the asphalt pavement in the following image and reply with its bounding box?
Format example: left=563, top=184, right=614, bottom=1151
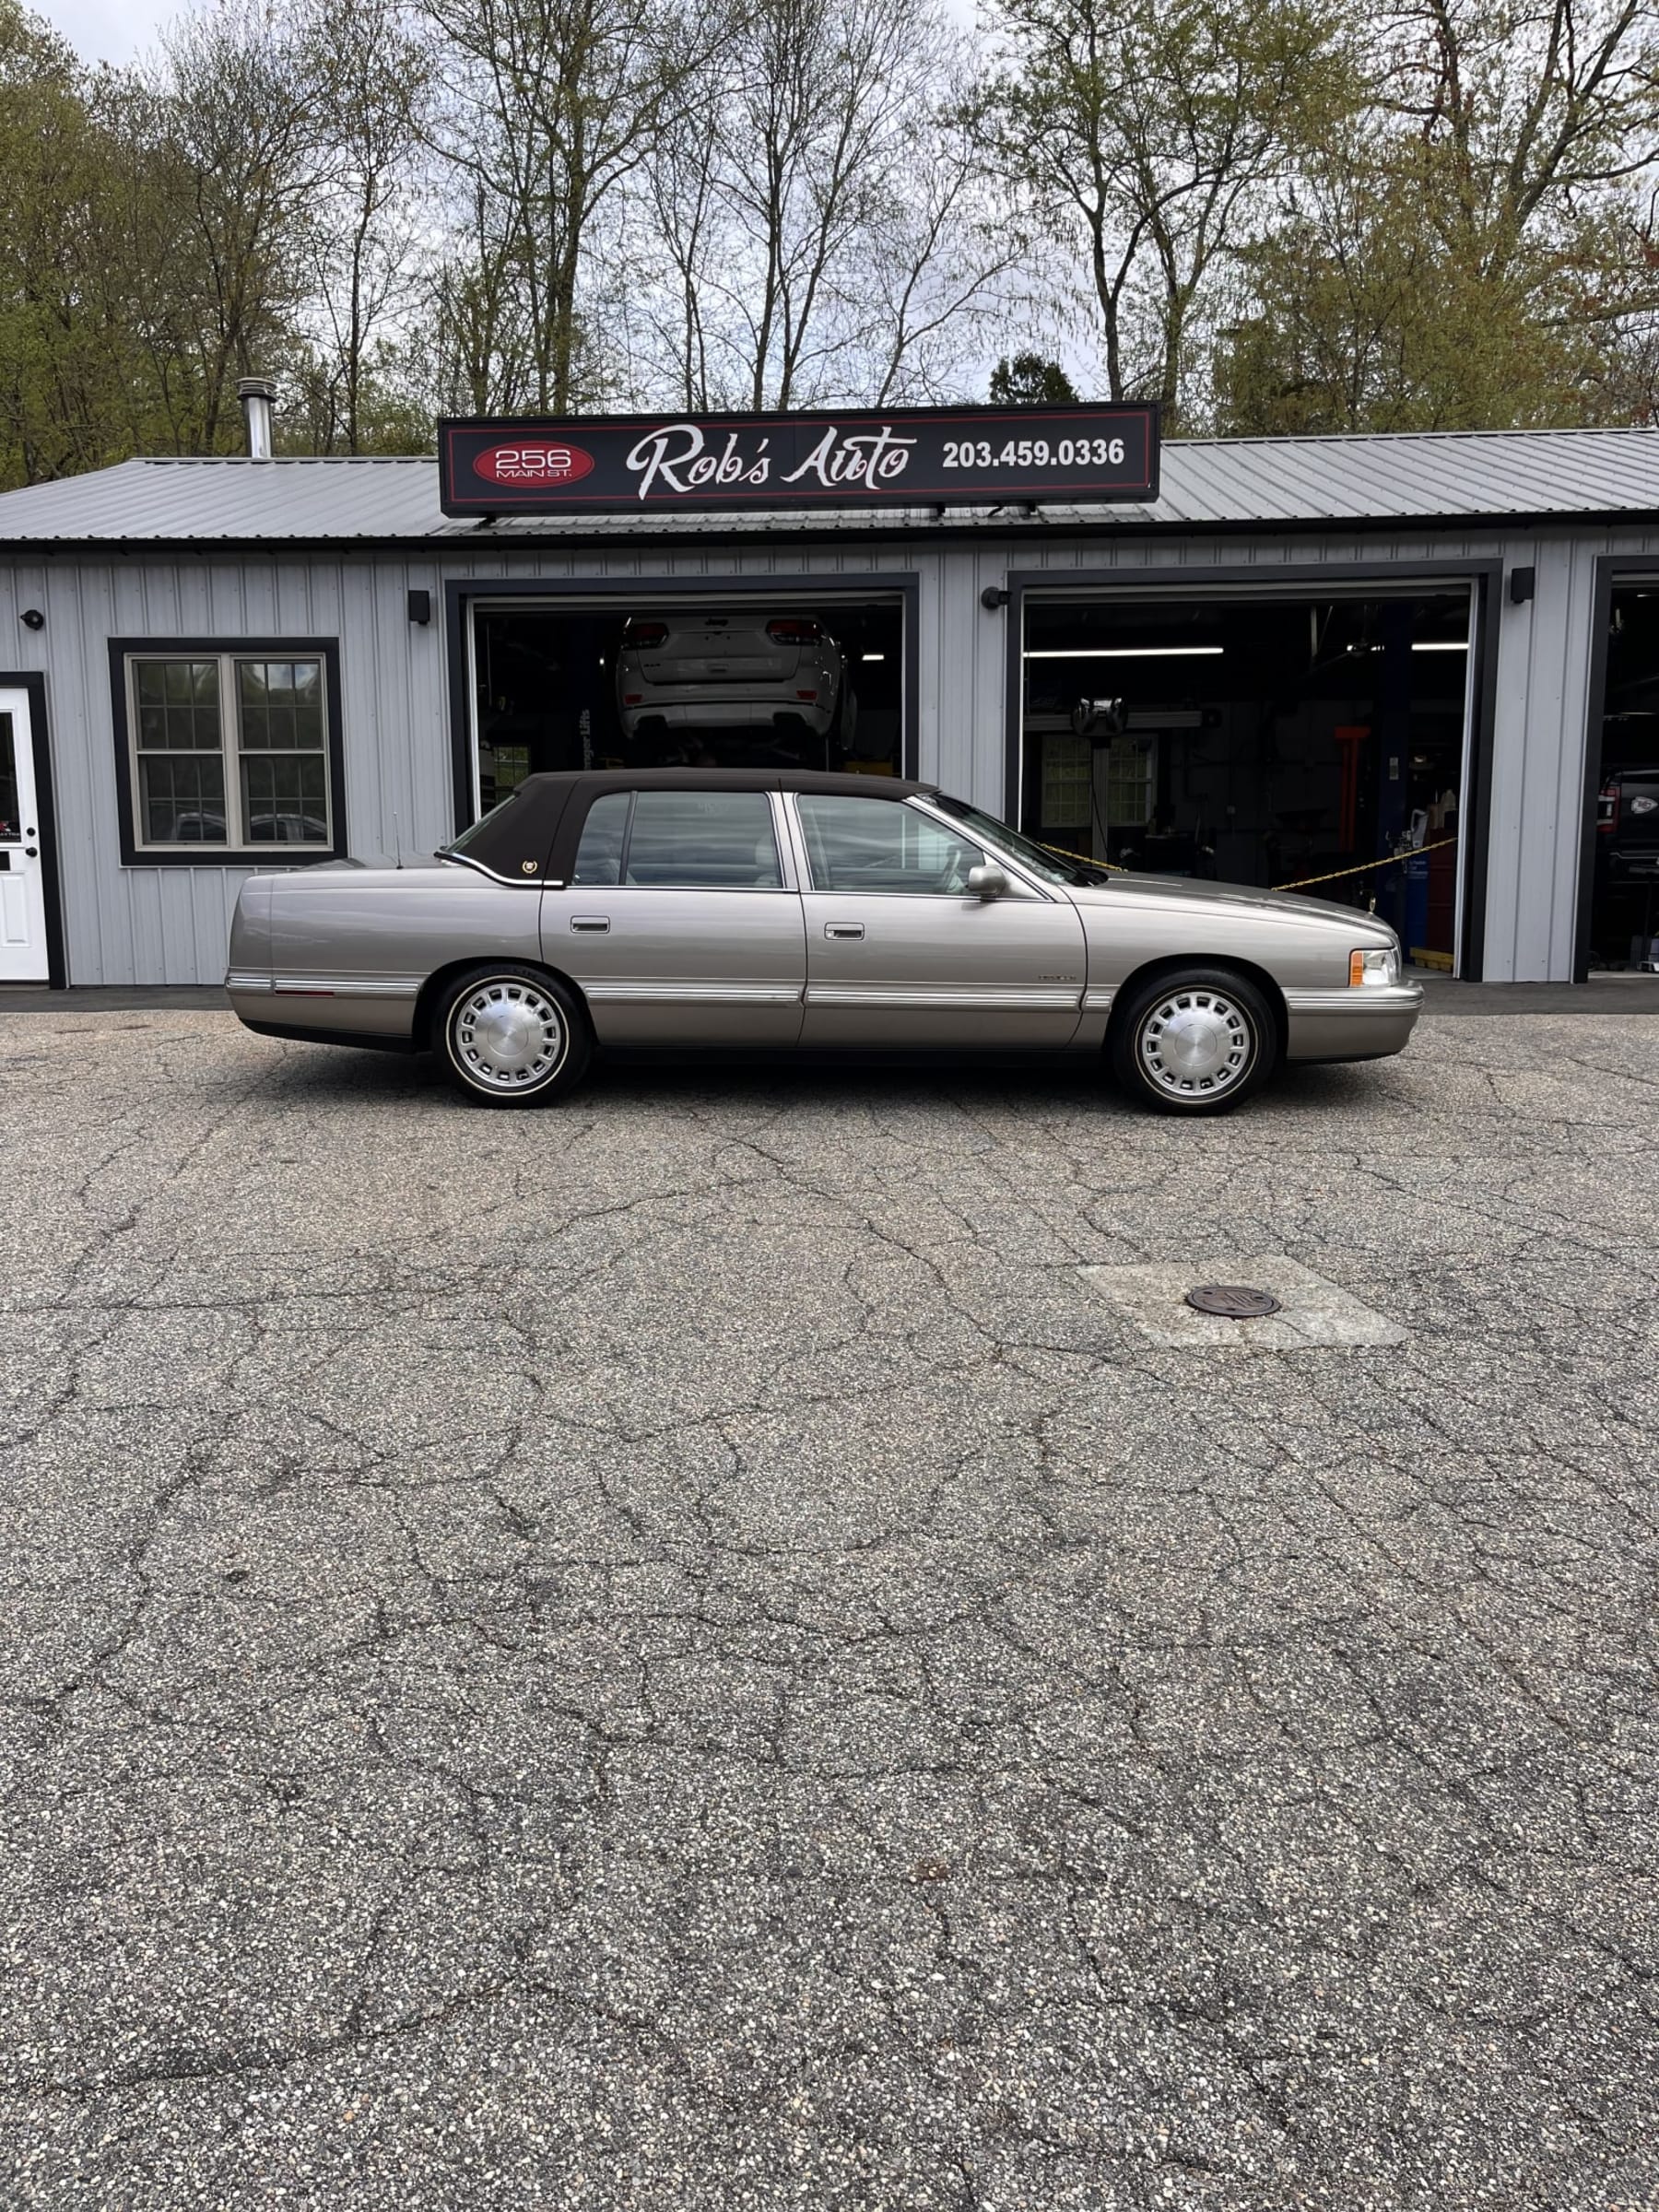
left=2, top=1009, right=1655, bottom=2210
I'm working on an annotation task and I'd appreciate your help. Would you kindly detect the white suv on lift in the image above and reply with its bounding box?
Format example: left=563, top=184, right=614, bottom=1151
left=616, top=612, right=848, bottom=745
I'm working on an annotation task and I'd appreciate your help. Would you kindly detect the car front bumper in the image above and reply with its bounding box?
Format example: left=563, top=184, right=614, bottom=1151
left=1283, top=982, right=1424, bottom=1063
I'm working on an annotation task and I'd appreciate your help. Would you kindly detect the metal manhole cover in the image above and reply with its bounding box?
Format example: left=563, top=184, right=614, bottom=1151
left=1186, top=1284, right=1283, bottom=1319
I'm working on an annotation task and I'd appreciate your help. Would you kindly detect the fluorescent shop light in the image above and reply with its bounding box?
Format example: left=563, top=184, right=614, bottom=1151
left=1412, top=641, right=1468, bottom=652
left=1023, top=645, right=1224, bottom=659
left=862, top=653, right=885, bottom=662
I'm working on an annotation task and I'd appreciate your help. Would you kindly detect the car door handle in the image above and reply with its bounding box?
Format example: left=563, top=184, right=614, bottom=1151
left=570, top=915, right=610, bottom=933
left=825, top=922, right=864, bottom=939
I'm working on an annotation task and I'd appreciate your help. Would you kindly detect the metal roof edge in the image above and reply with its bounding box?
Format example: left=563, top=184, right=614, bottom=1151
left=0, top=509, right=1653, bottom=558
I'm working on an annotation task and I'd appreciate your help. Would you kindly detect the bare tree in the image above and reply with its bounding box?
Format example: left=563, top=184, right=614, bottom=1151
left=134, top=0, right=335, bottom=450
left=628, top=0, right=1014, bottom=408
left=297, top=0, right=430, bottom=452
left=418, top=0, right=736, bottom=412
left=984, top=0, right=1349, bottom=416
left=1381, top=0, right=1659, bottom=280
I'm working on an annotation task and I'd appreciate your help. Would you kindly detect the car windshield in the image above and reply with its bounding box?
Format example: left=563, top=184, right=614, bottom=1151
left=927, top=793, right=1115, bottom=887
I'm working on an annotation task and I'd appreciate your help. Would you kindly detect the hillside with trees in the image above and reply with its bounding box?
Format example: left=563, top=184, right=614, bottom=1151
left=4, top=0, right=1659, bottom=486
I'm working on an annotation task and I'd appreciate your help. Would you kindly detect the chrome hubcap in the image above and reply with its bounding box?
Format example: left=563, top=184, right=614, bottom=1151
left=452, top=980, right=564, bottom=1090
left=1139, top=988, right=1252, bottom=1097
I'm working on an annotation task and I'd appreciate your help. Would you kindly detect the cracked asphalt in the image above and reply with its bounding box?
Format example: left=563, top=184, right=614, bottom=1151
left=2, top=1007, right=1656, bottom=2211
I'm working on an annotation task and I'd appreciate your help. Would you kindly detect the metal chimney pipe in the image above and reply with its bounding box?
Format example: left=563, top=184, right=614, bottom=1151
left=237, top=376, right=276, bottom=460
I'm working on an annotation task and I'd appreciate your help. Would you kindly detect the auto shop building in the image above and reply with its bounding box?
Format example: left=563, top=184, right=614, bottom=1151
left=2, top=417, right=1658, bottom=990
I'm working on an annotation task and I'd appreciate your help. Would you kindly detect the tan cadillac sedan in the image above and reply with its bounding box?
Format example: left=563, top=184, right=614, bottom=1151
left=226, top=770, right=1421, bottom=1112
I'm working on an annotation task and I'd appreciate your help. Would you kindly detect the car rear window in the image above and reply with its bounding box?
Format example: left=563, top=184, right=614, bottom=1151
left=571, top=789, right=784, bottom=890
left=571, top=792, right=629, bottom=884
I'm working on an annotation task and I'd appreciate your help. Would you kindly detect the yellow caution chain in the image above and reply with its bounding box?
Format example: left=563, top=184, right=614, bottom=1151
left=1040, top=841, right=1127, bottom=872
left=1038, top=836, right=1458, bottom=893
left=1271, top=837, right=1458, bottom=892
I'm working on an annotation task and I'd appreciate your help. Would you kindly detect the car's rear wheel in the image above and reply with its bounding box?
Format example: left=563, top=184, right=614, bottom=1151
left=1111, top=967, right=1277, bottom=1115
left=437, top=965, right=589, bottom=1106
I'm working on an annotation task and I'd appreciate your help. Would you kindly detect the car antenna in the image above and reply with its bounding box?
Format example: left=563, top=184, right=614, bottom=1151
left=394, top=813, right=403, bottom=869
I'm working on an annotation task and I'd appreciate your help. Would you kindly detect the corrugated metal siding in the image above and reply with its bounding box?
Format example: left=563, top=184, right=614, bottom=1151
left=6, top=522, right=1659, bottom=984
left=0, top=542, right=932, bottom=984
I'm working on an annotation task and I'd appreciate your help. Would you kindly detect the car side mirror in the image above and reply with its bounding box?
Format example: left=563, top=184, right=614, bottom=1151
left=967, top=863, right=1009, bottom=900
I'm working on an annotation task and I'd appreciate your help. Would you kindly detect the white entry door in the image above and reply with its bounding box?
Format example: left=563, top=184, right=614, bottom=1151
left=0, top=689, right=50, bottom=982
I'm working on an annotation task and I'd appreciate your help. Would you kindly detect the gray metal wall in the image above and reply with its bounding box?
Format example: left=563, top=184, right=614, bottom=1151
left=3, top=521, right=1657, bottom=985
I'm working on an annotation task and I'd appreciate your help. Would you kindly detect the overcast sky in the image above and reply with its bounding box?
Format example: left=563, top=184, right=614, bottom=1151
left=43, top=0, right=173, bottom=63
left=44, top=0, right=980, bottom=65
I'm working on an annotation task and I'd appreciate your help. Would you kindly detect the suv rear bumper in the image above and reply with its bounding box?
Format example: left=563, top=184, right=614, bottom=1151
left=620, top=696, right=836, bottom=735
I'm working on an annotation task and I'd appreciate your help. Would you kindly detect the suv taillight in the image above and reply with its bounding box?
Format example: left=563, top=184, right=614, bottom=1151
left=767, top=618, right=821, bottom=643
left=626, top=620, right=668, bottom=647
left=1598, top=782, right=1619, bottom=833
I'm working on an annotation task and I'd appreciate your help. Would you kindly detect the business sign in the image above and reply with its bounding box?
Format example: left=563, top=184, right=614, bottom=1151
left=437, top=404, right=1159, bottom=516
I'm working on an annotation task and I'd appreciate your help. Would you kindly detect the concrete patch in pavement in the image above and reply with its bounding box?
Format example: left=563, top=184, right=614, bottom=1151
left=1081, top=1254, right=1407, bottom=1348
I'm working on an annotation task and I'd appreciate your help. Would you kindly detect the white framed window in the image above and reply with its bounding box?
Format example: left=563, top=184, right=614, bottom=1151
left=117, top=645, right=340, bottom=858
left=1041, top=734, right=1093, bottom=830
left=1101, top=735, right=1157, bottom=828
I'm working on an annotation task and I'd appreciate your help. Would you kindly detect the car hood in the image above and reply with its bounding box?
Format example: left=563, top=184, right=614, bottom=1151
left=1065, top=872, right=1396, bottom=942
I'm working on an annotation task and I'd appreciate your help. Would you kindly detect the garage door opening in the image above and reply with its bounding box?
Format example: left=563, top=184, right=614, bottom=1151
left=1585, top=581, right=1659, bottom=971
left=468, top=596, right=906, bottom=815
left=1016, top=590, right=1475, bottom=972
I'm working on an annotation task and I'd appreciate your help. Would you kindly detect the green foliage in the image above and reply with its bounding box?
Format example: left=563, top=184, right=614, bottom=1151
left=989, top=352, right=1078, bottom=404
left=1214, top=144, right=1605, bottom=432
left=0, top=0, right=432, bottom=488
left=6, top=0, right=1659, bottom=485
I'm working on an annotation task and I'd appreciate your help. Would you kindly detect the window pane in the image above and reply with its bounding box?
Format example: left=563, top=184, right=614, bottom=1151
left=241, top=751, right=329, bottom=842
left=133, top=661, right=221, bottom=751
left=1041, top=735, right=1092, bottom=830
left=139, top=753, right=226, bottom=843
left=0, top=713, right=17, bottom=839
left=1103, top=736, right=1155, bottom=828
left=797, top=795, right=982, bottom=894
left=238, top=660, right=324, bottom=749
left=623, top=791, right=782, bottom=888
left=571, top=792, right=629, bottom=885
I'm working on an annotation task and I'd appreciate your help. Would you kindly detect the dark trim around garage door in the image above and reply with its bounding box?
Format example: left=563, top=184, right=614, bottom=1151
left=443, top=572, right=922, bottom=834
left=1000, top=559, right=1504, bottom=982
left=1574, top=554, right=1659, bottom=982
left=1, top=670, right=66, bottom=989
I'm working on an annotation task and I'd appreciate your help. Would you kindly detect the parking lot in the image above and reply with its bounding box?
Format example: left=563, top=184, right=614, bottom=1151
left=2, top=1004, right=1656, bottom=2211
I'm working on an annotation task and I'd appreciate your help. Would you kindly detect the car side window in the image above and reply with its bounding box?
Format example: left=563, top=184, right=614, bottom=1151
left=571, top=792, right=629, bottom=885
left=623, top=791, right=782, bottom=889
left=796, top=795, right=985, bottom=895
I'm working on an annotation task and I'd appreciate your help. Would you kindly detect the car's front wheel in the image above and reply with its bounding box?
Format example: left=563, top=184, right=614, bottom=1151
left=1111, top=968, right=1277, bottom=1115
left=437, top=965, right=590, bottom=1106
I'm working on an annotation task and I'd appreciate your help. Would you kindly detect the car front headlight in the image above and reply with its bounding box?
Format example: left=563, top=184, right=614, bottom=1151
left=1349, top=945, right=1401, bottom=987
